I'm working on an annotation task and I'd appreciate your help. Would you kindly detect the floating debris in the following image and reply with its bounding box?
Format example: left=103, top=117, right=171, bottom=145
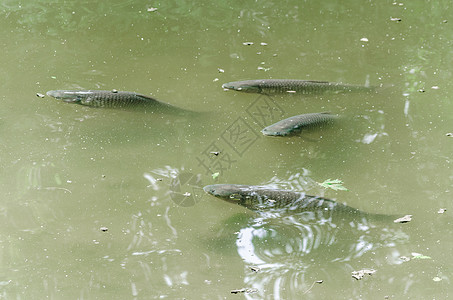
left=360, top=37, right=369, bottom=42
left=210, top=151, right=220, bottom=156
left=217, top=68, right=225, bottom=73
left=394, top=215, right=412, bottom=223
left=212, top=172, right=220, bottom=180
left=401, top=253, right=432, bottom=261
left=260, top=42, right=268, bottom=46
left=411, top=252, right=431, bottom=260
left=442, top=20, right=448, bottom=23
left=418, top=89, right=425, bottom=93
left=243, top=42, right=254, bottom=46
left=432, top=86, right=440, bottom=90
left=446, top=133, right=453, bottom=137
left=352, top=269, right=376, bottom=280
left=257, top=66, right=271, bottom=71
left=36, top=93, right=45, bottom=98
left=433, top=276, right=442, bottom=282
left=100, top=227, right=108, bottom=232
left=318, top=179, right=348, bottom=191
left=316, top=280, right=323, bottom=284
left=231, top=288, right=258, bottom=294
left=438, top=208, right=446, bottom=214
left=250, top=266, right=260, bottom=272
left=390, top=17, right=402, bottom=22
left=147, top=7, right=158, bottom=12
left=111, top=89, right=118, bottom=93
left=183, top=192, right=191, bottom=197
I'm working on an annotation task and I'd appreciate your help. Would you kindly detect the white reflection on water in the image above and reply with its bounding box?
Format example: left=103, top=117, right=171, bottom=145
left=143, top=173, right=161, bottom=191
left=232, top=211, right=409, bottom=299
left=164, top=206, right=178, bottom=237
left=237, top=227, right=266, bottom=265
left=144, top=165, right=181, bottom=191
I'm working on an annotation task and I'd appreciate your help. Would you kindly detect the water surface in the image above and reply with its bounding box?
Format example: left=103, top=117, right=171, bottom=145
left=1, top=0, right=453, bottom=298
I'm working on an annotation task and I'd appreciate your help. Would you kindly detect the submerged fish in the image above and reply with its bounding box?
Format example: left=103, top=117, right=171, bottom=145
left=46, top=90, right=187, bottom=113
left=203, top=184, right=369, bottom=216
left=222, top=79, right=370, bottom=95
left=261, top=112, right=337, bottom=136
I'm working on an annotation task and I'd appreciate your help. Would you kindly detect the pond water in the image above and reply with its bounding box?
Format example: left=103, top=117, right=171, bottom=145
left=1, top=0, right=453, bottom=299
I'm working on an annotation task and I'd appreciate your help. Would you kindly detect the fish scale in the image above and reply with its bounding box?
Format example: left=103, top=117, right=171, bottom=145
left=78, top=91, right=155, bottom=108
left=203, top=184, right=363, bottom=215
left=46, top=90, right=187, bottom=113
left=222, top=79, right=370, bottom=94
left=262, top=112, right=337, bottom=136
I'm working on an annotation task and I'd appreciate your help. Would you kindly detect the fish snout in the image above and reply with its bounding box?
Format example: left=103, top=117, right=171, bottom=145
left=222, top=83, right=234, bottom=91
left=46, top=90, right=74, bottom=102
left=203, top=185, right=215, bottom=195
left=46, top=90, right=60, bottom=98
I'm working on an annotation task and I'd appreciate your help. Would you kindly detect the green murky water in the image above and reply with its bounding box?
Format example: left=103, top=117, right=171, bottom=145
left=1, top=0, right=453, bottom=298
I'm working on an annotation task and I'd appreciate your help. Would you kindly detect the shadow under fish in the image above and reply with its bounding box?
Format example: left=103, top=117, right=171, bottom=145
left=46, top=90, right=195, bottom=115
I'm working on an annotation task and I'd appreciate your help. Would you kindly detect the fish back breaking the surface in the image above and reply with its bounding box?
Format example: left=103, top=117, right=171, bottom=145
left=203, top=184, right=362, bottom=215
left=262, top=112, right=337, bottom=136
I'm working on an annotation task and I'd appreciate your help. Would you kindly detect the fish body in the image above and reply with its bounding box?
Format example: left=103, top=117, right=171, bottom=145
left=222, top=79, right=369, bottom=95
left=261, top=112, right=337, bottom=136
left=203, top=184, right=363, bottom=216
left=46, top=90, right=185, bottom=113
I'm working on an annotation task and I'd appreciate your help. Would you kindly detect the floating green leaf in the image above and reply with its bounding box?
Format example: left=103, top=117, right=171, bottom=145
left=318, top=179, right=348, bottom=191
left=212, top=172, right=220, bottom=179
left=411, top=252, right=431, bottom=260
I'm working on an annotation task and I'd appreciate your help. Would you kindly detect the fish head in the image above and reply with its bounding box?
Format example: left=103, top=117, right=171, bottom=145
left=203, top=184, right=250, bottom=205
left=261, top=125, right=290, bottom=136
left=261, top=127, right=282, bottom=136
left=222, top=82, right=260, bottom=93
left=46, top=90, right=86, bottom=103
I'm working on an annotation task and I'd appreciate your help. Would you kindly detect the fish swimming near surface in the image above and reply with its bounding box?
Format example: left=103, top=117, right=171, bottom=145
left=261, top=112, right=337, bottom=136
left=46, top=90, right=190, bottom=114
left=222, top=79, right=371, bottom=95
left=203, top=184, right=391, bottom=221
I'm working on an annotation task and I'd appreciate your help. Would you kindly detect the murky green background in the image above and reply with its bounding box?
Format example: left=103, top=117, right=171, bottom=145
left=1, top=0, right=453, bottom=299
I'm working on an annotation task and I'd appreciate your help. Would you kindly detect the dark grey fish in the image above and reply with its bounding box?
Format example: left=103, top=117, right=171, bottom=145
left=222, top=79, right=371, bottom=95
left=46, top=90, right=189, bottom=113
left=261, top=112, right=337, bottom=136
left=203, top=184, right=367, bottom=216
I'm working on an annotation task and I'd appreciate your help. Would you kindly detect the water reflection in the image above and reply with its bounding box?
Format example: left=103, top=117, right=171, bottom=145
left=204, top=175, right=410, bottom=300
left=144, top=166, right=205, bottom=207
left=231, top=212, right=409, bottom=299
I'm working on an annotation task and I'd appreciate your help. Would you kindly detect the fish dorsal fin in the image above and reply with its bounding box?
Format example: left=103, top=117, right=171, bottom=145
left=304, top=80, right=331, bottom=84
